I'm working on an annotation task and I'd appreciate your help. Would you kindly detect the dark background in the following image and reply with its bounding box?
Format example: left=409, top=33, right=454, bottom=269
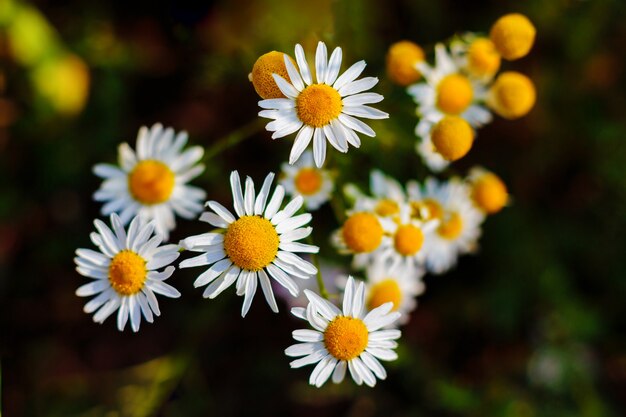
left=1, top=0, right=626, bottom=415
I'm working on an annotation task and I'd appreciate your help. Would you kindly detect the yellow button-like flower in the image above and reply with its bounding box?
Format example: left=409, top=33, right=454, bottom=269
left=249, top=51, right=292, bottom=99
left=431, top=116, right=474, bottom=161
left=471, top=172, right=508, bottom=214
left=467, top=38, right=501, bottom=78
left=386, top=40, right=425, bottom=86
left=488, top=71, right=536, bottom=119
left=490, top=13, right=536, bottom=61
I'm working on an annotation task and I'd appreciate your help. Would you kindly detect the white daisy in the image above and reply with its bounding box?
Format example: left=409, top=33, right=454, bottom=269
left=178, top=171, right=319, bottom=317
left=280, top=150, right=334, bottom=210
left=407, top=177, right=484, bottom=274
left=286, top=277, right=401, bottom=387
left=364, top=259, right=425, bottom=326
left=74, top=213, right=181, bottom=332
left=258, top=41, right=389, bottom=168
left=371, top=203, right=438, bottom=272
left=93, top=123, right=206, bottom=240
left=407, top=43, right=492, bottom=129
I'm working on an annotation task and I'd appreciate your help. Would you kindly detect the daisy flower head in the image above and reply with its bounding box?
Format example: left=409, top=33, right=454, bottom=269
left=93, top=123, right=206, bottom=241
left=74, top=214, right=181, bottom=332
left=467, top=166, right=509, bottom=215
left=286, top=277, right=401, bottom=387
left=258, top=41, right=389, bottom=168
left=365, top=259, right=425, bottom=325
left=373, top=203, right=438, bottom=272
left=407, top=178, right=484, bottom=274
left=490, top=13, right=536, bottom=61
left=407, top=43, right=492, bottom=130
left=179, top=171, right=319, bottom=317
left=280, top=151, right=334, bottom=210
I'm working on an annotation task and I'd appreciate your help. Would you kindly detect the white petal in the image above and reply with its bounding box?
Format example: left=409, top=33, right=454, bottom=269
left=199, top=212, right=229, bottom=228
left=230, top=171, right=245, bottom=217
left=258, top=98, right=295, bottom=110
left=241, top=272, right=258, bottom=317
left=352, top=280, right=365, bottom=317
left=258, top=269, right=279, bottom=313
left=207, top=201, right=236, bottom=224
left=193, top=258, right=232, bottom=287
left=279, top=227, right=312, bottom=243
left=147, top=281, right=181, bottom=298
left=338, top=77, right=379, bottom=96
left=342, top=92, right=383, bottom=106
left=205, top=266, right=240, bottom=299
left=366, top=347, right=398, bottom=361
left=285, top=342, right=320, bottom=357
left=331, top=360, right=347, bottom=383
left=284, top=53, right=304, bottom=91
left=276, top=251, right=317, bottom=275
left=303, top=289, right=341, bottom=321
left=264, top=185, right=285, bottom=220
left=290, top=350, right=327, bottom=368
left=294, top=44, right=312, bottom=85
left=254, top=172, right=275, bottom=215
left=272, top=74, right=299, bottom=99
left=93, top=219, right=122, bottom=254
left=293, top=329, right=323, bottom=342
left=352, top=356, right=376, bottom=387
left=83, top=290, right=113, bottom=314
left=76, top=280, right=109, bottom=297
left=343, top=277, right=354, bottom=316
left=117, top=298, right=129, bottom=331
left=333, top=60, right=366, bottom=90
left=289, top=125, right=314, bottom=165
left=180, top=232, right=223, bottom=250
left=361, top=351, right=387, bottom=379
left=178, top=249, right=225, bottom=269
left=312, top=128, right=327, bottom=167
left=275, top=213, right=311, bottom=234
left=271, top=196, right=303, bottom=225
left=342, top=105, right=389, bottom=120
left=266, top=263, right=299, bottom=297
left=324, top=47, right=342, bottom=85
left=313, top=356, right=337, bottom=387
left=338, top=113, right=375, bottom=137
left=278, top=241, right=319, bottom=253
left=315, top=41, right=327, bottom=84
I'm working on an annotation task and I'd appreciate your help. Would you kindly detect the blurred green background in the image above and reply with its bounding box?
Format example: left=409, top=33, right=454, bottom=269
left=1, top=0, right=626, bottom=415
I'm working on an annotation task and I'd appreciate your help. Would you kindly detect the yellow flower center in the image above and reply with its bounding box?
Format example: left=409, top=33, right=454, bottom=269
left=341, top=212, right=384, bottom=253
left=472, top=173, right=508, bottom=214
left=250, top=51, right=293, bottom=99
left=368, top=279, right=403, bottom=311
left=423, top=199, right=444, bottom=221
left=488, top=71, right=536, bottom=119
left=386, top=40, right=425, bottom=86
left=296, top=84, right=343, bottom=128
left=438, top=212, right=463, bottom=240
left=324, top=316, right=369, bottom=361
left=467, top=38, right=501, bottom=77
left=436, top=74, right=473, bottom=115
left=394, top=224, right=424, bottom=256
left=128, top=160, right=176, bottom=205
left=431, top=116, right=474, bottom=161
left=294, top=168, right=323, bottom=195
left=490, top=13, right=536, bottom=61
left=223, top=216, right=279, bottom=271
left=375, top=199, right=400, bottom=217
left=108, top=250, right=147, bottom=296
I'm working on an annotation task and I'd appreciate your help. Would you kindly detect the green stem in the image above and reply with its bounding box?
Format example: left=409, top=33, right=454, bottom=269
left=204, top=118, right=265, bottom=160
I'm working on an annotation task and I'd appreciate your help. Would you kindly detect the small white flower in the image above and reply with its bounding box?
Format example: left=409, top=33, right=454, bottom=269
left=364, top=259, right=425, bottom=326
left=407, top=177, right=484, bottom=274
left=286, top=277, right=401, bottom=387
left=93, top=123, right=206, bottom=240
left=259, top=41, right=389, bottom=167
left=280, top=151, right=334, bottom=210
left=74, top=214, right=181, bottom=332
left=407, top=43, right=492, bottom=129
left=179, top=171, right=319, bottom=317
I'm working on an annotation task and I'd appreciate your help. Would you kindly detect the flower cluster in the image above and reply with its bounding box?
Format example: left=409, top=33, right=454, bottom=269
left=74, top=16, right=529, bottom=389
left=385, top=13, right=536, bottom=172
